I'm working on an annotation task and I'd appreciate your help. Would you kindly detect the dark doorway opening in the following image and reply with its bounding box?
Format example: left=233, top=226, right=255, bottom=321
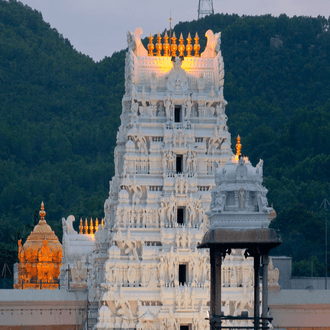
left=177, top=208, right=184, bottom=224
left=176, top=155, right=183, bottom=173
left=180, top=326, right=190, bottom=330
left=179, top=264, right=187, bottom=285
left=175, top=105, right=182, bottom=123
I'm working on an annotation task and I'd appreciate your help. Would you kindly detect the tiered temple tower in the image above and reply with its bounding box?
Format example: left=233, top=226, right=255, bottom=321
left=60, top=28, right=262, bottom=330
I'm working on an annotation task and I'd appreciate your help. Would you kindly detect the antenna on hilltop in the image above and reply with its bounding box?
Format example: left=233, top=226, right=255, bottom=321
left=198, top=0, right=214, bottom=20
left=169, top=11, right=172, bottom=41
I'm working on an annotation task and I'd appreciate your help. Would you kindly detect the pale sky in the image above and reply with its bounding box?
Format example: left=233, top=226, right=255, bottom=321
left=19, top=0, right=330, bottom=61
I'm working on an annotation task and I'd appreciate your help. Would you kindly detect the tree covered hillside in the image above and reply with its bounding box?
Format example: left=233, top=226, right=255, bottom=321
left=1, top=0, right=330, bottom=277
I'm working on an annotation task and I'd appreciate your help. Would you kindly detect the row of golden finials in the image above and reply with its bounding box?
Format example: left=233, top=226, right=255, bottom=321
left=79, top=218, right=104, bottom=235
left=147, top=31, right=201, bottom=57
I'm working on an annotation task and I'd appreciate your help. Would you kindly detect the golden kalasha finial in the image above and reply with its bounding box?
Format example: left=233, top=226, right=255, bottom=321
left=194, top=32, right=200, bottom=57
left=90, top=218, right=94, bottom=235
left=171, top=31, right=177, bottom=57
left=39, top=201, right=46, bottom=221
left=148, top=31, right=154, bottom=56
left=235, top=135, right=242, bottom=161
left=178, top=33, right=185, bottom=57
left=84, top=218, right=88, bottom=234
left=163, top=30, right=170, bottom=57
left=95, top=218, right=99, bottom=232
left=186, top=32, right=192, bottom=57
left=79, top=218, right=83, bottom=234
left=101, top=218, right=104, bottom=228
left=156, top=31, right=162, bottom=56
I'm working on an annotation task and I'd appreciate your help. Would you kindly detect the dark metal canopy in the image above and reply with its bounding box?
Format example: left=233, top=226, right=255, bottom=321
left=198, top=228, right=281, bottom=251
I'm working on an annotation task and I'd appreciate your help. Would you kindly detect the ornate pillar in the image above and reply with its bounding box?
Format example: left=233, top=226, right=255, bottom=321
left=262, top=253, right=269, bottom=328
left=254, top=253, right=260, bottom=330
left=210, top=248, right=222, bottom=330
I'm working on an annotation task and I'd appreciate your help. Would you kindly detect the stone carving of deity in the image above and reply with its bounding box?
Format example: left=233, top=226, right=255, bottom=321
left=268, top=258, right=280, bottom=291
left=150, top=72, right=158, bottom=92
left=165, top=149, right=175, bottom=172
left=186, top=149, right=196, bottom=173
left=168, top=259, right=176, bottom=285
left=210, top=187, right=226, bottom=213
left=175, top=174, right=186, bottom=195
left=129, top=178, right=142, bottom=206
left=197, top=73, right=205, bottom=91
left=164, top=97, right=172, bottom=119
left=115, top=288, right=133, bottom=319
left=166, top=57, right=188, bottom=93
left=158, top=201, right=167, bottom=226
left=185, top=96, right=193, bottom=120
left=158, top=256, right=166, bottom=285
left=257, top=192, right=271, bottom=213
left=71, top=260, right=87, bottom=286
left=238, top=188, right=246, bottom=210
left=162, top=151, right=168, bottom=172
left=167, top=194, right=176, bottom=225
left=127, top=266, right=136, bottom=285
left=187, top=197, right=197, bottom=226
left=117, top=229, right=139, bottom=262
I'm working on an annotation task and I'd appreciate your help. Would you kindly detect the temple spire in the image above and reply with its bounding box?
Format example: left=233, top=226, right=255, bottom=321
left=39, top=201, right=46, bottom=221
left=235, top=135, right=242, bottom=161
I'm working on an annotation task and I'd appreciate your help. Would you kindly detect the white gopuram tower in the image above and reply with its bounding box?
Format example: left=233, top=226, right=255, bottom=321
left=60, top=28, right=261, bottom=330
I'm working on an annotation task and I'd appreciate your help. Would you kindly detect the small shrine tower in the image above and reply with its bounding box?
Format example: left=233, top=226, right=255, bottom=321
left=14, top=202, right=62, bottom=289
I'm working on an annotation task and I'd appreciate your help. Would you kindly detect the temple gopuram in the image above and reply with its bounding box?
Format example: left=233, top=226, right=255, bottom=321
left=14, top=202, right=62, bottom=289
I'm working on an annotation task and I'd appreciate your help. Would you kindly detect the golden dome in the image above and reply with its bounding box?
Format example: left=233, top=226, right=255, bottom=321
left=14, top=202, right=62, bottom=289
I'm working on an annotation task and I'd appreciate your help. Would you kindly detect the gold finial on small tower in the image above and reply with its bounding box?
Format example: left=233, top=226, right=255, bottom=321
left=148, top=31, right=154, bottom=56
left=235, top=135, right=242, bottom=161
left=89, top=218, right=94, bottom=235
left=178, top=33, right=185, bottom=57
left=84, top=218, right=88, bottom=234
left=156, top=31, right=162, bottom=56
left=171, top=31, right=177, bottom=57
left=95, top=218, right=99, bottom=232
left=39, top=202, right=46, bottom=221
left=101, top=218, right=104, bottom=228
left=163, top=30, right=170, bottom=56
left=79, top=218, right=83, bottom=234
left=194, top=32, right=200, bottom=57
left=186, top=32, right=192, bottom=57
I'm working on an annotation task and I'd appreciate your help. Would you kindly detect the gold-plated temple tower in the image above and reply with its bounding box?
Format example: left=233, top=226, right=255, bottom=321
left=14, top=202, right=62, bottom=289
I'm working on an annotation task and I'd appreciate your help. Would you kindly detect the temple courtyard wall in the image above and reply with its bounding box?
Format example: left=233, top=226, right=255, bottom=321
left=1, top=289, right=330, bottom=329
left=0, top=290, right=87, bottom=330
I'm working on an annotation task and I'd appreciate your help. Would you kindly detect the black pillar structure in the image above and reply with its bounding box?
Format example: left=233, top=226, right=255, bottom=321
left=253, top=253, right=260, bottom=330
left=262, top=253, right=269, bottom=328
left=198, top=228, right=281, bottom=330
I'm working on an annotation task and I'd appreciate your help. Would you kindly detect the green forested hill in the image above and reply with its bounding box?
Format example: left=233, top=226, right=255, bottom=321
left=1, top=0, right=330, bottom=277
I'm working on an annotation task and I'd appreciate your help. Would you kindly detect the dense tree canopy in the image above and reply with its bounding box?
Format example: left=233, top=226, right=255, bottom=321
left=0, top=0, right=330, bottom=278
